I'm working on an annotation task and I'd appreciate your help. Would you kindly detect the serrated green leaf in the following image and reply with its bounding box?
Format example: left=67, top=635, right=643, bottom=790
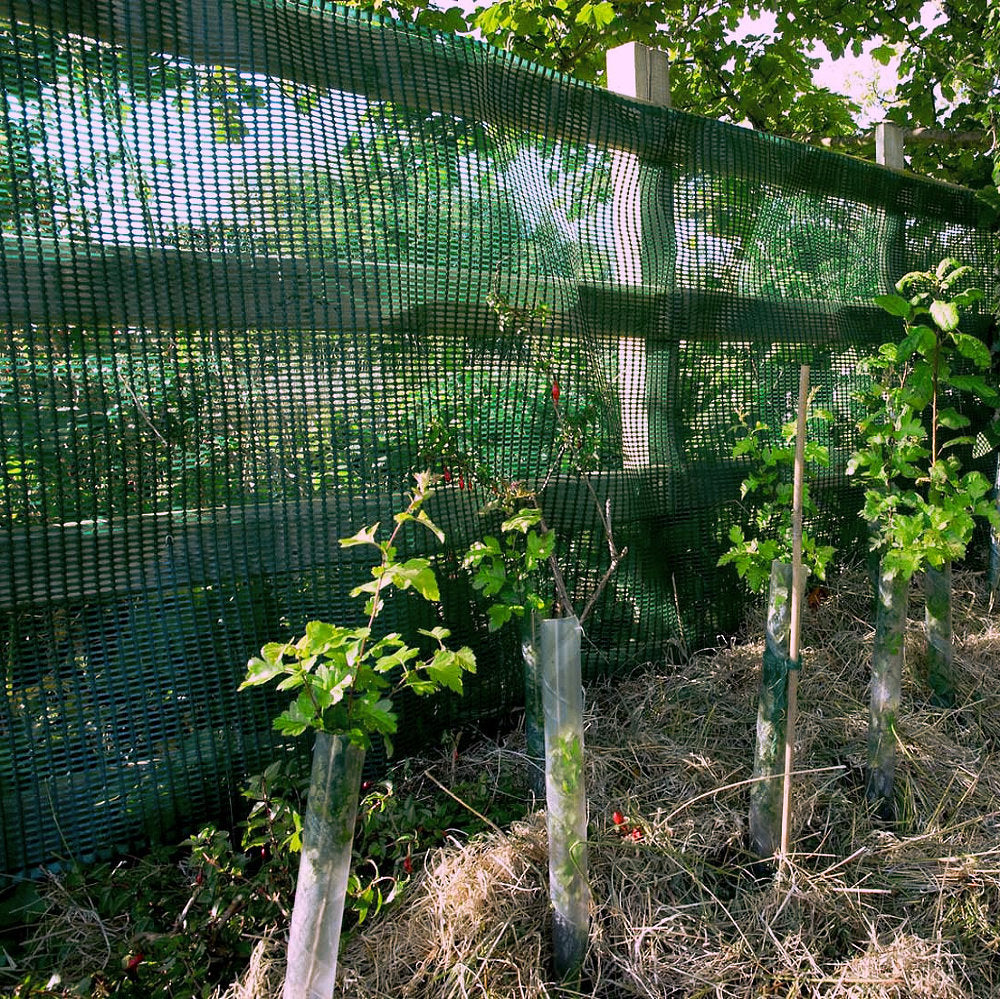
left=501, top=508, right=543, bottom=534
left=387, top=559, right=440, bottom=601
left=526, top=529, right=555, bottom=561
left=937, top=407, right=971, bottom=430
left=418, top=626, right=451, bottom=642
left=374, top=646, right=419, bottom=673
left=239, top=655, right=286, bottom=689
left=340, top=523, right=381, bottom=547
left=487, top=603, right=515, bottom=630
left=423, top=649, right=467, bottom=694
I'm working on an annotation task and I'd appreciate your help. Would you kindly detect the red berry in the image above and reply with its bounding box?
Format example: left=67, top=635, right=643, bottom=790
left=612, top=811, right=625, bottom=826
left=125, top=952, right=144, bottom=973
left=443, top=468, right=452, bottom=483
left=458, top=475, right=465, bottom=490
left=630, top=827, right=642, bottom=841
left=551, top=380, right=560, bottom=403
left=403, top=855, right=413, bottom=874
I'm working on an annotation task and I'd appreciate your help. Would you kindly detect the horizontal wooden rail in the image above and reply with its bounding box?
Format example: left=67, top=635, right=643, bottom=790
left=0, top=474, right=633, bottom=609
left=0, top=460, right=872, bottom=611
left=7, top=1, right=982, bottom=221
left=4, top=236, right=974, bottom=345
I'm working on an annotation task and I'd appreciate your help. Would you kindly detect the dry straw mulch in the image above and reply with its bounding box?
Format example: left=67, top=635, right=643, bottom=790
left=323, top=568, right=1000, bottom=999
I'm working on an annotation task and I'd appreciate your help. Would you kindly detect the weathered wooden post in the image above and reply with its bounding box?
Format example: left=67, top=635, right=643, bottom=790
left=876, top=122, right=955, bottom=707
left=605, top=43, right=672, bottom=470
left=864, top=123, right=913, bottom=817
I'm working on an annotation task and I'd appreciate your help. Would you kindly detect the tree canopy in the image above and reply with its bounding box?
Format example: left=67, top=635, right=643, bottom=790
left=351, top=0, right=999, bottom=192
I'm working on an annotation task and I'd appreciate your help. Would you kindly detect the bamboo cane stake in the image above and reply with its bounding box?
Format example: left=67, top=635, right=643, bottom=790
left=779, top=364, right=810, bottom=863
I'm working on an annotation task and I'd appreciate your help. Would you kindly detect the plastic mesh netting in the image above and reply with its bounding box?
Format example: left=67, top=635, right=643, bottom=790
left=1, top=0, right=997, bottom=873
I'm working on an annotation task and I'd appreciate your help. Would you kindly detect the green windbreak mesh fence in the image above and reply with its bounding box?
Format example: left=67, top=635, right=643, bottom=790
left=1, top=1, right=997, bottom=873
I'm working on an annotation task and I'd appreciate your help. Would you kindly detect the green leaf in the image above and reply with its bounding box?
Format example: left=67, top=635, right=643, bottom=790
left=389, top=559, right=440, bottom=601
left=940, top=435, right=975, bottom=451
left=240, top=653, right=288, bottom=689
left=501, top=508, right=543, bottom=534
left=870, top=43, right=895, bottom=65
left=423, top=647, right=476, bottom=694
left=340, top=523, right=381, bottom=547
left=951, top=332, right=991, bottom=369
left=464, top=536, right=502, bottom=566
left=948, top=374, right=998, bottom=404
left=487, top=603, right=515, bottom=630
left=273, top=695, right=315, bottom=737
left=418, top=626, right=451, bottom=642
left=929, top=300, right=960, bottom=332
left=898, top=325, right=936, bottom=360
left=952, top=287, right=984, bottom=307
left=374, top=646, right=419, bottom=673
left=874, top=293, right=911, bottom=318
left=526, top=529, right=555, bottom=562
left=937, top=408, right=971, bottom=430
left=354, top=697, right=397, bottom=736
left=412, top=508, right=445, bottom=543
left=960, top=470, right=991, bottom=501
left=472, top=559, right=507, bottom=597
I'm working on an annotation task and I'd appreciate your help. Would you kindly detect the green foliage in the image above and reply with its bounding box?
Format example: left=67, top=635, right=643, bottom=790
left=718, top=405, right=836, bottom=593
left=549, top=728, right=584, bottom=797
left=0, top=737, right=530, bottom=997
left=0, top=760, right=305, bottom=999
left=345, top=0, right=996, bottom=188
left=463, top=496, right=557, bottom=629
left=452, top=309, right=624, bottom=626
left=847, top=259, right=999, bottom=579
left=345, top=749, right=529, bottom=933
left=240, top=472, right=476, bottom=753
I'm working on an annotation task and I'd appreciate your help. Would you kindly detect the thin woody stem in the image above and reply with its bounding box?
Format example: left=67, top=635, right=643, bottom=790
left=537, top=509, right=577, bottom=618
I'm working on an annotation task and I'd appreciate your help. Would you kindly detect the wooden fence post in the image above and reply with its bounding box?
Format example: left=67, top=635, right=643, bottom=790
left=867, top=122, right=906, bottom=610
left=606, top=43, right=672, bottom=470
left=876, top=122, right=956, bottom=705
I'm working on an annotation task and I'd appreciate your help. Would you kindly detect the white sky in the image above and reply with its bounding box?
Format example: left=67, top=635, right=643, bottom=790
left=740, top=1, right=946, bottom=126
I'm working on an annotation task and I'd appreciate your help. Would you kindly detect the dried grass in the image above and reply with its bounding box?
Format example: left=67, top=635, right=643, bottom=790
left=335, top=568, right=1000, bottom=998
left=212, top=930, right=286, bottom=999
left=19, top=870, right=130, bottom=987
left=28, top=567, right=1000, bottom=997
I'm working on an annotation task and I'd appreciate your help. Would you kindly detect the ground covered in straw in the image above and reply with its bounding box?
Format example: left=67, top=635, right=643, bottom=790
left=321, top=568, right=1000, bottom=998
left=11, top=569, right=1000, bottom=998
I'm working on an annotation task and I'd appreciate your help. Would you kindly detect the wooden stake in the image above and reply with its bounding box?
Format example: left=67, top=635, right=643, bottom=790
left=779, top=365, right=810, bottom=863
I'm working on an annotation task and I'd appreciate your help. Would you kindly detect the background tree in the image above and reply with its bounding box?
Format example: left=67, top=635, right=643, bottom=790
left=350, top=0, right=999, bottom=192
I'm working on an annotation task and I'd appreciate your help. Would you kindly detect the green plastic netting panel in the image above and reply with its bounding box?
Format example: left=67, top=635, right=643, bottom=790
left=0, top=0, right=997, bottom=872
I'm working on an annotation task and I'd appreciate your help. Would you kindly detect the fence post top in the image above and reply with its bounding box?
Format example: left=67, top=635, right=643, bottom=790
left=606, top=42, right=671, bottom=107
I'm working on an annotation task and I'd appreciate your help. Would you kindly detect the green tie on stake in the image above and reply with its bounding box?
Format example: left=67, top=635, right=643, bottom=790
left=779, top=365, right=810, bottom=866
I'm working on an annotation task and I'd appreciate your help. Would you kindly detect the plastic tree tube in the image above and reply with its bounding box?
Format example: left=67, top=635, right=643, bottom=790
left=283, top=732, right=365, bottom=999
left=750, top=560, right=792, bottom=859
left=540, top=616, right=590, bottom=982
